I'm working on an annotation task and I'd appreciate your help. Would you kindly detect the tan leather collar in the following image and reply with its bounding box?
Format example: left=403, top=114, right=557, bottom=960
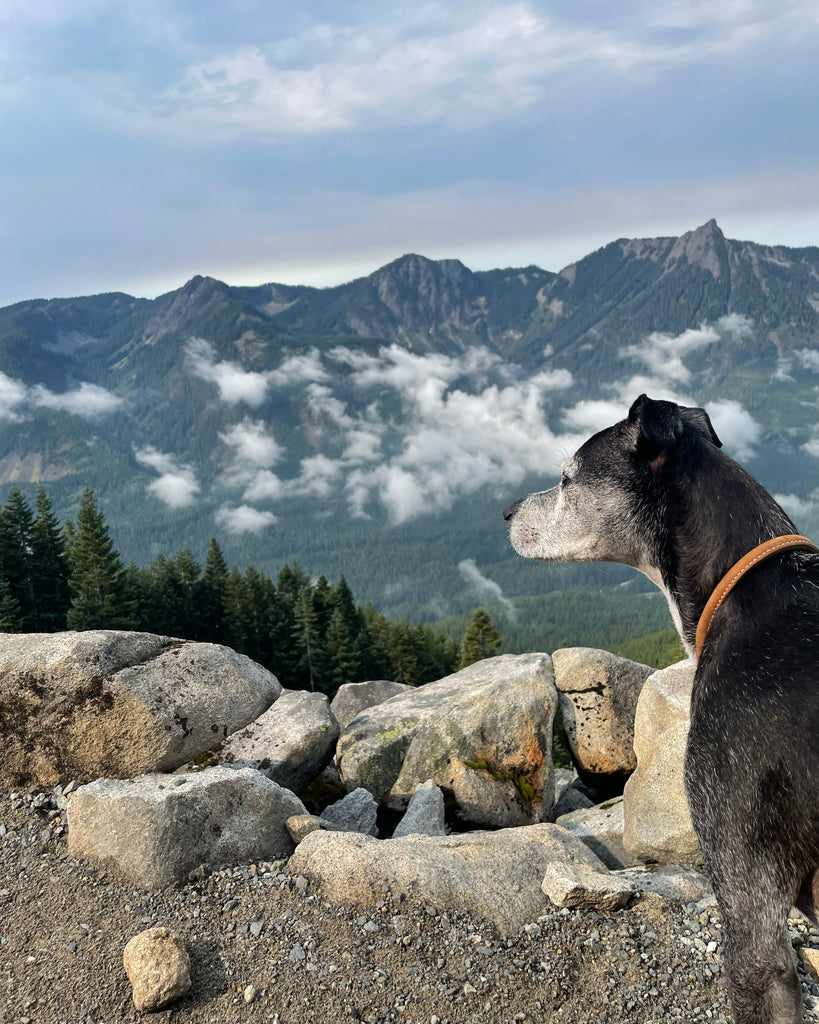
left=695, top=534, right=819, bottom=659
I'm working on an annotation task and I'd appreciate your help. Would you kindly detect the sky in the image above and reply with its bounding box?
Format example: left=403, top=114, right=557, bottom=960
left=2, top=0, right=819, bottom=308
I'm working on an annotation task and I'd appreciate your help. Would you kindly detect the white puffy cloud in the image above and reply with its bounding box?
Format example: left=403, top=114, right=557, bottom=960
left=707, top=399, right=762, bottom=461
left=186, top=339, right=329, bottom=406
left=623, top=324, right=719, bottom=386
left=458, top=558, right=517, bottom=622
left=793, top=349, right=819, bottom=373
left=134, top=446, right=200, bottom=508
left=0, top=372, right=28, bottom=421
left=219, top=418, right=283, bottom=468
left=329, top=344, right=576, bottom=521
left=215, top=503, right=277, bottom=534
left=774, top=492, right=815, bottom=520
left=29, top=381, right=123, bottom=418
left=0, top=373, right=121, bottom=422
left=185, top=337, right=271, bottom=406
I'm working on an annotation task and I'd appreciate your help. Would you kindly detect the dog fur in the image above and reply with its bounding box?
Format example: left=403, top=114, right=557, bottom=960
left=504, top=394, right=819, bottom=1024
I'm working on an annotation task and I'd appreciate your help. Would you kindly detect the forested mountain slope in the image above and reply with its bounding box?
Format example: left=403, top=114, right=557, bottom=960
left=2, top=219, right=819, bottom=644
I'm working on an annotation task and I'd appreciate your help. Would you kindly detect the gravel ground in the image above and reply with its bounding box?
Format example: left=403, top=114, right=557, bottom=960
left=2, top=786, right=819, bottom=1024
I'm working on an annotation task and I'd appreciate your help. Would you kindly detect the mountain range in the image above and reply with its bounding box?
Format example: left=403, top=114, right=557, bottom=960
left=3, top=218, right=819, bottom=644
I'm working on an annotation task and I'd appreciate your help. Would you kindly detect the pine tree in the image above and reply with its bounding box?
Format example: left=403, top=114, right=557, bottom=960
left=30, top=483, right=70, bottom=630
left=0, top=574, right=22, bottom=632
left=292, top=585, right=321, bottom=691
left=0, top=487, right=36, bottom=629
left=199, top=537, right=229, bottom=642
left=459, top=608, right=501, bottom=669
left=66, top=487, right=133, bottom=630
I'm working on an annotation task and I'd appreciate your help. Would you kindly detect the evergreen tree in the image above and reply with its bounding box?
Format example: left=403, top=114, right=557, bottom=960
left=292, top=585, right=321, bottom=691
left=0, top=487, right=36, bottom=629
left=459, top=608, right=501, bottom=669
left=66, top=487, right=133, bottom=630
left=0, top=574, right=22, bottom=632
left=199, top=537, right=229, bottom=642
left=31, top=483, right=70, bottom=630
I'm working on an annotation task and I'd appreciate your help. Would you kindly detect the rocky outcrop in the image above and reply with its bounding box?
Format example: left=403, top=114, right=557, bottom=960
left=330, top=680, right=411, bottom=731
left=0, top=631, right=280, bottom=787
left=622, top=661, right=701, bottom=865
left=123, top=927, right=191, bottom=1011
left=336, top=654, right=557, bottom=828
left=287, top=823, right=613, bottom=936
left=220, top=688, right=339, bottom=794
left=552, top=648, right=653, bottom=786
left=67, top=766, right=305, bottom=888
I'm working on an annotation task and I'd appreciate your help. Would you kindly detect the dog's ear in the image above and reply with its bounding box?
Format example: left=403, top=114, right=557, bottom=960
left=682, top=406, right=723, bottom=449
left=628, top=394, right=684, bottom=454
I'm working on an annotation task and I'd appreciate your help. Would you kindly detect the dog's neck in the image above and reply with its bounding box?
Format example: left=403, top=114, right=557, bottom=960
left=640, top=444, right=797, bottom=658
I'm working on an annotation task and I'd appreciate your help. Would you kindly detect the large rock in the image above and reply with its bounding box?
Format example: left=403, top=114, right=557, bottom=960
left=288, top=823, right=609, bottom=936
left=557, top=796, right=642, bottom=869
left=0, top=631, right=280, bottom=787
left=336, top=654, right=556, bottom=828
left=220, top=688, right=339, bottom=794
left=330, top=680, right=411, bottom=731
left=67, top=766, right=305, bottom=888
left=622, top=660, right=701, bottom=865
left=552, top=647, right=653, bottom=786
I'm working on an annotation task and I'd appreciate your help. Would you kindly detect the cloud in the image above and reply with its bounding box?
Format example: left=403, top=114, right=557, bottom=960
left=186, top=339, right=329, bottom=406
left=706, top=399, right=762, bottom=460
left=793, top=349, right=819, bottom=373
left=774, top=492, right=816, bottom=521
left=219, top=419, right=283, bottom=468
left=330, top=344, right=576, bottom=522
left=185, top=337, right=271, bottom=406
left=215, top=503, right=277, bottom=534
left=0, top=372, right=121, bottom=422
left=141, top=2, right=819, bottom=138
left=458, top=558, right=517, bottom=622
left=134, top=446, right=200, bottom=508
left=0, top=372, right=28, bottom=421
left=29, top=381, right=123, bottom=418
left=623, top=324, right=719, bottom=386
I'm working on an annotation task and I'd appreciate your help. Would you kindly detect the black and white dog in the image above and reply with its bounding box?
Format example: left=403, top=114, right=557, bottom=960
left=504, top=394, right=819, bottom=1024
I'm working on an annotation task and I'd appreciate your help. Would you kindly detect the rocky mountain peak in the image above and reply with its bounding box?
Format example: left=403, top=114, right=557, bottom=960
left=666, top=219, right=726, bottom=278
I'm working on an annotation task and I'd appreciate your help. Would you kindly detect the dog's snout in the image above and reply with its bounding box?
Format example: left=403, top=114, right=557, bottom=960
left=503, top=498, right=524, bottom=523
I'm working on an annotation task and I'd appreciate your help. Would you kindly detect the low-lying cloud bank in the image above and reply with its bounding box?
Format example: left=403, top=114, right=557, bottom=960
left=0, top=373, right=122, bottom=423
left=161, top=317, right=769, bottom=529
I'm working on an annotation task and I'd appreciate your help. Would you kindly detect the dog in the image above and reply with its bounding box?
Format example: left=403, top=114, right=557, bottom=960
left=504, top=394, right=819, bottom=1024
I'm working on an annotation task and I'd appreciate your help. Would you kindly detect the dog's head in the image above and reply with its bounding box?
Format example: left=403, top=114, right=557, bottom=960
left=504, top=394, right=722, bottom=569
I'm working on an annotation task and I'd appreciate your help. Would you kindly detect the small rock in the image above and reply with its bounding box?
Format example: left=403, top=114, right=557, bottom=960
left=541, top=860, right=634, bottom=912
left=123, top=926, right=191, bottom=1012
left=321, top=788, right=379, bottom=836
left=244, top=984, right=257, bottom=1003
left=392, top=780, right=447, bottom=839
left=802, top=947, right=819, bottom=982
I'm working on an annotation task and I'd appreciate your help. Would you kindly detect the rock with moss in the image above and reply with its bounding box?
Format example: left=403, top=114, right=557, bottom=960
left=0, top=631, right=280, bottom=788
left=220, top=688, right=339, bottom=795
left=336, top=653, right=556, bottom=828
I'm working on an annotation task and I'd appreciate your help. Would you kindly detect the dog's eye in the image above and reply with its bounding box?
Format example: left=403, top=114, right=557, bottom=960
left=561, top=473, right=570, bottom=487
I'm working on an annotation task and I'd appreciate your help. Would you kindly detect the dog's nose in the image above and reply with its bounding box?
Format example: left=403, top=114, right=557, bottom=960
left=503, top=499, right=523, bottom=522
